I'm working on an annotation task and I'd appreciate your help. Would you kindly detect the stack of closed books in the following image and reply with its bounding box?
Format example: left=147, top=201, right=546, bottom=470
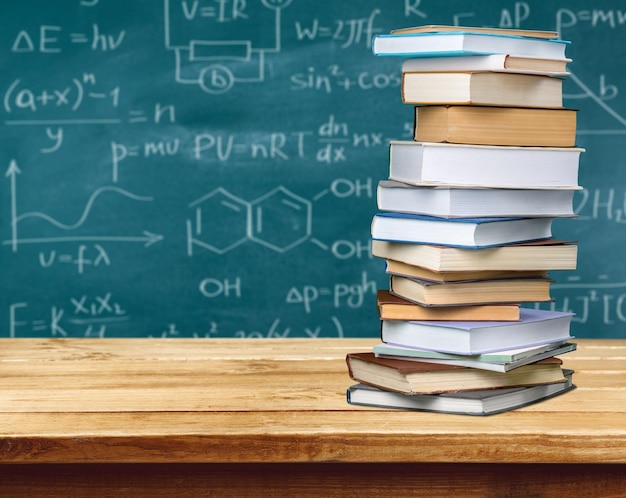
left=346, top=25, right=582, bottom=416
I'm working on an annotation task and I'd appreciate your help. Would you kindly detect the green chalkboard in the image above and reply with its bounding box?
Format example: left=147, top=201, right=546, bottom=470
left=1, top=0, right=625, bottom=339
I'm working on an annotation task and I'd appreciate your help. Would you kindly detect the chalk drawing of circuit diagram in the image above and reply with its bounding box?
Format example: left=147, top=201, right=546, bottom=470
left=164, top=0, right=293, bottom=94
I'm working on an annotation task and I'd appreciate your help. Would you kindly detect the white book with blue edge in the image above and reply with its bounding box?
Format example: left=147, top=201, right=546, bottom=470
left=372, top=31, right=568, bottom=59
left=380, top=308, right=574, bottom=355
left=370, top=213, right=553, bottom=248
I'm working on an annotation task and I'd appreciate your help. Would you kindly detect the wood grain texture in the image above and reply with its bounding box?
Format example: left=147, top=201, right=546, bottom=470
left=0, top=338, right=624, bottom=467
left=1, top=463, right=626, bottom=498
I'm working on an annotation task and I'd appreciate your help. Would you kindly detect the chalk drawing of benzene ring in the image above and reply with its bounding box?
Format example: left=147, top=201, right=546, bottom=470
left=186, top=185, right=312, bottom=255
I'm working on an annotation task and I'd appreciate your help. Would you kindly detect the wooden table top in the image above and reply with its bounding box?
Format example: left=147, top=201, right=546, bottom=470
left=0, top=338, right=625, bottom=465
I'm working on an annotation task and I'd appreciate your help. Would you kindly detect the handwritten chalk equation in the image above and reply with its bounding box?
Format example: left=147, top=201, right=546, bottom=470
left=9, top=292, right=129, bottom=338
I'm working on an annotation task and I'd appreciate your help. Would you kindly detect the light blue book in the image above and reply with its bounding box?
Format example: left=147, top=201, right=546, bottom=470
left=372, top=31, right=569, bottom=59
left=380, top=308, right=574, bottom=355
left=371, top=212, right=553, bottom=249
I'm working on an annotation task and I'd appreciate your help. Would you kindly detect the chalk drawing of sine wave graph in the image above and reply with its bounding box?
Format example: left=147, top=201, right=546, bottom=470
left=5, top=186, right=163, bottom=252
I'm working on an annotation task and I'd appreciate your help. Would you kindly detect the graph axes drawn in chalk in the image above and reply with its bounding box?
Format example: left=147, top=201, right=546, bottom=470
left=4, top=159, right=163, bottom=251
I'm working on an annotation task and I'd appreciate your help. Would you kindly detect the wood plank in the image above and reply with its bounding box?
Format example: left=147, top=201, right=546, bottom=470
left=0, top=337, right=616, bottom=361
left=1, top=410, right=625, bottom=464
left=1, top=361, right=624, bottom=412
left=0, top=338, right=377, bottom=361
left=1, top=463, right=626, bottom=497
left=1, top=375, right=624, bottom=412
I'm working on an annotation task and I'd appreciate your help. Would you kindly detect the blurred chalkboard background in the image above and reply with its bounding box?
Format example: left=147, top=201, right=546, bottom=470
left=1, top=0, right=625, bottom=338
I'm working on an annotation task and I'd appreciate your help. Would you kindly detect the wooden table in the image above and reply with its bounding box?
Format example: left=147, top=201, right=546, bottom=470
left=0, top=338, right=625, bottom=496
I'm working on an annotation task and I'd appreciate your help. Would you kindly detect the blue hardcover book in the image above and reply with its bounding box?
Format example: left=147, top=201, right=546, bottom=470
left=370, top=213, right=553, bottom=248
left=372, top=31, right=569, bottom=59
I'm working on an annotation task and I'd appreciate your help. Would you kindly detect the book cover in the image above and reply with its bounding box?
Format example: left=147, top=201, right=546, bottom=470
left=371, top=239, right=579, bottom=272
left=401, top=72, right=563, bottom=107
left=346, top=371, right=575, bottom=416
left=371, top=213, right=553, bottom=248
left=388, top=141, right=582, bottom=189
left=377, top=290, right=521, bottom=321
left=384, top=260, right=548, bottom=282
left=389, top=274, right=553, bottom=306
left=372, top=31, right=569, bottom=59
left=390, top=25, right=559, bottom=39
left=372, top=342, right=577, bottom=373
left=346, top=352, right=566, bottom=395
left=401, top=54, right=570, bottom=76
left=380, top=308, right=574, bottom=355
left=413, top=106, right=577, bottom=147
left=377, top=180, right=576, bottom=217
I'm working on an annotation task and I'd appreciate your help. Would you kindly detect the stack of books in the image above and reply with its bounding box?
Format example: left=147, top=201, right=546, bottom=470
left=346, top=25, right=582, bottom=416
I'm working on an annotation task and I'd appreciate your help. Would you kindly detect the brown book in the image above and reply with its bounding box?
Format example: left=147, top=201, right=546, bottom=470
left=385, top=259, right=548, bottom=283
left=414, top=105, right=577, bottom=147
left=372, top=239, right=578, bottom=272
left=346, top=352, right=566, bottom=395
left=377, top=290, right=520, bottom=321
left=390, top=25, right=558, bottom=39
left=389, top=274, right=552, bottom=306
left=402, top=72, right=563, bottom=107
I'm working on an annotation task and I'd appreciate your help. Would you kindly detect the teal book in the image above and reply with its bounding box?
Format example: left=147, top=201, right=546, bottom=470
left=372, top=31, right=568, bottom=59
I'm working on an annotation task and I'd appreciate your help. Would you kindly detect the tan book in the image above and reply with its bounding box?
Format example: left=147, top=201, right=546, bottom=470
left=401, top=72, right=563, bottom=107
left=346, top=352, right=566, bottom=395
left=390, top=25, right=559, bottom=39
left=414, top=105, right=577, bottom=147
left=377, top=290, right=521, bottom=321
left=371, top=239, right=578, bottom=272
left=389, top=275, right=552, bottom=306
left=385, top=259, right=548, bottom=282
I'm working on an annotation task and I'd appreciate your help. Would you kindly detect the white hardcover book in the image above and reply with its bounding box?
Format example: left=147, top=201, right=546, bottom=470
left=377, top=180, right=576, bottom=218
left=388, top=141, right=583, bottom=189
left=371, top=213, right=553, bottom=249
left=380, top=308, right=574, bottom=355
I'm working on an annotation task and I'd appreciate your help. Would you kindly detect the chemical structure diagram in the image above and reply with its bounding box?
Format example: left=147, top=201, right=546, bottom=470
left=185, top=178, right=372, bottom=256
left=164, top=0, right=293, bottom=94
left=186, top=185, right=311, bottom=255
